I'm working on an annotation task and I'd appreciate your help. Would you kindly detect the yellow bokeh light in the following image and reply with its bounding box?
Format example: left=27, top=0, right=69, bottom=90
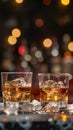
left=15, top=0, right=24, bottom=4
left=12, top=28, right=21, bottom=38
left=61, top=113, right=67, bottom=121
left=61, top=0, right=70, bottom=6
left=43, top=38, right=52, bottom=48
left=68, top=42, right=73, bottom=52
left=8, top=35, right=17, bottom=45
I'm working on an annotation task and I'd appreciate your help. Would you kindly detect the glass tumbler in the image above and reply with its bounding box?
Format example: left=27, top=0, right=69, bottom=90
left=38, top=73, right=72, bottom=111
left=1, top=72, right=33, bottom=114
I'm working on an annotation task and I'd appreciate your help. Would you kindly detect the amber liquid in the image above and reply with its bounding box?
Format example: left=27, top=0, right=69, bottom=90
left=2, top=81, right=31, bottom=102
left=40, top=87, right=68, bottom=103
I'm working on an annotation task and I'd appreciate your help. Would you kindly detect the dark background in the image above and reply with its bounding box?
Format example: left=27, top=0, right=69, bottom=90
left=0, top=0, right=73, bottom=74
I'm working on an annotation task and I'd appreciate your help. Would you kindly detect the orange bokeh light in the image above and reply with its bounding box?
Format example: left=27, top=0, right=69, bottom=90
left=43, top=38, right=52, bottom=48
left=8, top=35, right=17, bottom=45
left=68, top=42, right=73, bottom=52
left=64, top=51, right=72, bottom=58
left=15, top=0, right=24, bottom=4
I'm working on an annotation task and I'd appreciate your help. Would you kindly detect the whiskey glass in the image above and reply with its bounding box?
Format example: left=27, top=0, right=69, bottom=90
left=38, top=73, right=72, bottom=112
left=1, top=72, right=33, bottom=114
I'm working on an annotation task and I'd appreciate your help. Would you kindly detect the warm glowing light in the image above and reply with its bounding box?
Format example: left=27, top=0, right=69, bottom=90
left=12, top=28, right=21, bottom=38
left=8, top=35, right=17, bottom=45
left=15, top=0, right=24, bottom=4
left=43, top=0, right=51, bottom=5
left=61, top=0, right=70, bottom=6
left=61, top=113, right=67, bottom=121
left=35, top=18, right=44, bottom=27
left=54, top=96, right=58, bottom=101
left=43, top=38, right=52, bottom=48
left=18, top=45, right=26, bottom=55
left=51, top=65, right=61, bottom=73
left=68, top=42, right=73, bottom=52
left=64, top=51, right=72, bottom=58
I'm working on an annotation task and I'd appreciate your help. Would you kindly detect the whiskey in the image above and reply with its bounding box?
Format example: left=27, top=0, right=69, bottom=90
left=2, top=81, right=31, bottom=102
left=40, top=87, right=68, bottom=103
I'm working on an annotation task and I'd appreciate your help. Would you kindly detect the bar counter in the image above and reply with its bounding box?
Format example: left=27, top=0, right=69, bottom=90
left=0, top=77, right=73, bottom=130
left=0, top=110, right=73, bottom=130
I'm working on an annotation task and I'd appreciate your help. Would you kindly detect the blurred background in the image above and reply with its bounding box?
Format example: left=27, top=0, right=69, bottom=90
left=0, top=0, right=73, bottom=74
left=0, top=0, right=73, bottom=102
left=0, top=0, right=73, bottom=75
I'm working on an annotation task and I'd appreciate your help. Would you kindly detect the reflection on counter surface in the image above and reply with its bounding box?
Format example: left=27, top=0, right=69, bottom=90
left=0, top=105, right=73, bottom=130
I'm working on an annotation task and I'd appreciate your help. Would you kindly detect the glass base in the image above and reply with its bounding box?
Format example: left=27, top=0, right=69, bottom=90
left=41, top=101, right=67, bottom=113
left=4, top=101, right=19, bottom=115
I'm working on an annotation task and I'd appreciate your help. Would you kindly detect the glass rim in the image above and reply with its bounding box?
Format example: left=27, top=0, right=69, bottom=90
left=1, top=72, right=33, bottom=74
left=38, top=73, right=72, bottom=80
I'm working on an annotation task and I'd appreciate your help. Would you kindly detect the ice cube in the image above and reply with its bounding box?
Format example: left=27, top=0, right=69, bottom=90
left=35, top=105, right=42, bottom=111
left=67, top=104, right=73, bottom=113
left=50, top=81, right=58, bottom=87
left=4, top=102, right=19, bottom=115
left=44, top=102, right=59, bottom=113
left=57, top=81, right=64, bottom=87
left=10, top=77, right=26, bottom=87
left=49, top=80, right=54, bottom=84
left=20, top=102, right=33, bottom=112
left=30, top=100, right=42, bottom=111
left=43, top=80, right=55, bottom=88
left=47, top=80, right=64, bottom=88
left=30, top=100, right=41, bottom=106
left=11, top=77, right=32, bottom=87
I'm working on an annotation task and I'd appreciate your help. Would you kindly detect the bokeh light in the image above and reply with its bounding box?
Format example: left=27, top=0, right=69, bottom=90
left=15, top=0, right=24, bottom=4
left=34, top=18, right=44, bottom=28
left=63, top=33, right=70, bottom=44
left=51, top=49, right=59, bottom=57
left=31, top=46, right=37, bottom=53
left=51, top=65, right=61, bottom=73
left=35, top=50, right=42, bottom=58
left=24, top=54, right=32, bottom=62
left=68, top=42, right=73, bottom=52
left=41, top=63, right=48, bottom=73
left=64, top=51, right=72, bottom=58
left=43, top=38, right=52, bottom=48
left=61, top=0, right=70, bottom=6
left=0, top=0, right=73, bottom=76
left=18, top=45, right=26, bottom=55
left=12, top=28, right=21, bottom=38
left=61, top=113, right=67, bottom=122
left=8, top=35, right=17, bottom=45
left=21, top=61, right=28, bottom=68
